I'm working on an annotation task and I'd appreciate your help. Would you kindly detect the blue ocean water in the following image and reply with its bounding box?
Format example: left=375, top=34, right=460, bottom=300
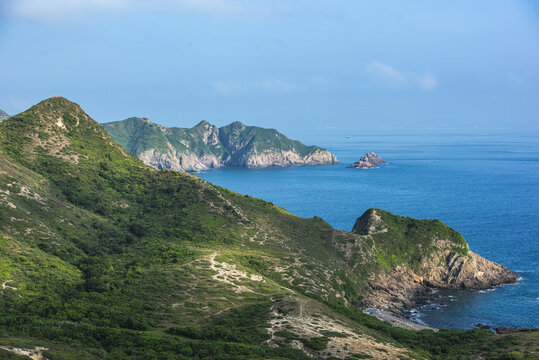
left=196, top=133, right=539, bottom=330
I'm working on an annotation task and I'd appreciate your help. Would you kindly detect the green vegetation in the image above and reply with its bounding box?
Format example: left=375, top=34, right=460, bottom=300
left=0, top=97, right=535, bottom=359
left=300, top=336, right=330, bottom=351
left=353, top=208, right=469, bottom=271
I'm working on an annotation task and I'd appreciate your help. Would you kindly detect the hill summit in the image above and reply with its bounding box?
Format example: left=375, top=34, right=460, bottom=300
left=103, top=117, right=338, bottom=171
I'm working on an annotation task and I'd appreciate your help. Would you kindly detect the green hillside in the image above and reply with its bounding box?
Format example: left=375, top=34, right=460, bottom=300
left=0, top=97, right=535, bottom=359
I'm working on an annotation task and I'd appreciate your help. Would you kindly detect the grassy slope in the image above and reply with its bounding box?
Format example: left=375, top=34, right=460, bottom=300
left=0, top=98, right=536, bottom=359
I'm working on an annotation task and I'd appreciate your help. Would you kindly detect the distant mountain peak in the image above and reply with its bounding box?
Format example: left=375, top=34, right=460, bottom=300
left=194, top=120, right=212, bottom=127
left=226, top=121, right=246, bottom=129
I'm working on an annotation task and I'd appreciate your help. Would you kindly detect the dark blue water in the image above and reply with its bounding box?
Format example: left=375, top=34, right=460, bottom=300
left=196, top=133, right=539, bottom=330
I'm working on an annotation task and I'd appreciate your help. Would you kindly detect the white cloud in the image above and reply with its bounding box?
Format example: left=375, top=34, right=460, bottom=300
left=366, top=61, right=438, bottom=91
left=366, top=61, right=407, bottom=88
left=5, top=0, right=126, bottom=21
left=171, top=0, right=254, bottom=16
left=4, top=0, right=271, bottom=21
left=211, top=79, right=297, bottom=95
left=4, top=0, right=338, bottom=22
left=415, top=71, right=438, bottom=91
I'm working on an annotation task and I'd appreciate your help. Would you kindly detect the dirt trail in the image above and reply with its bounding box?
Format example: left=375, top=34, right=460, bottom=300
left=1, top=280, right=18, bottom=294
left=0, top=346, right=48, bottom=360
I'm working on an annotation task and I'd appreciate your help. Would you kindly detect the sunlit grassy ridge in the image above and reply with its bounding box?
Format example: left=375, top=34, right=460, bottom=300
left=0, top=98, right=535, bottom=359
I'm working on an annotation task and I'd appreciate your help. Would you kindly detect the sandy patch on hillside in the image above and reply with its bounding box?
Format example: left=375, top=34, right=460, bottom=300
left=206, top=253, right=264, bottom=293
left=0, top=346, right=48, bottom=360
left=267, top=296, right=413, bottom=359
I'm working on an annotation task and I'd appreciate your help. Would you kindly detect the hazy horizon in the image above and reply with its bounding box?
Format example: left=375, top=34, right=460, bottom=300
left=1, top=0, right=538, bottom=135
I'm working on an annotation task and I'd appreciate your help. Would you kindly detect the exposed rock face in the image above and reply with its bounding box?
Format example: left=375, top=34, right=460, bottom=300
left=417, top=240, right=519, bottom=289
left=0, top=110, right=9, bottom=122
left=347, top=152, right=387, bottom=169
left=345, top=209, right=519, bottom=312
left=138, top=148, right=223, bottom=172
left=103, top=118, right=338, bottom=172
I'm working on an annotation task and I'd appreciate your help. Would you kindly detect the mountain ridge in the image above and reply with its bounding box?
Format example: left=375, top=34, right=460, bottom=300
left=102, top=117, right=338, bottom=171
left=0, top=97, right=534, bottom=359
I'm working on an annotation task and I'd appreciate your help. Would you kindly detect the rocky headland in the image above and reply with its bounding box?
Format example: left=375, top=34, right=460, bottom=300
left=347, top=152, right=387, bottom=169
left=346, top=209, right=519, bottom=316
left=103, top=118, right=338, bottom=172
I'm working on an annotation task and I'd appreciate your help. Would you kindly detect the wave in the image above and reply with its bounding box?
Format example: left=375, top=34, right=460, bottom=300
left=478, top=289, right=496, bottom=294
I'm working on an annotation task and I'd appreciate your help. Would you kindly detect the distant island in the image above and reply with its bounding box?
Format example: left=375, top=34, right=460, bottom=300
left=103, top=118, right=338, bottom=172
left=0, top=110, right=9, bottom=122
left=347, top=152, right=387, bottom=169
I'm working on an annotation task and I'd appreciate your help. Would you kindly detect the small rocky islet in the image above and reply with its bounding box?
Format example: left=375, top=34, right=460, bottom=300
left=347, top=152, right=387, bottom=169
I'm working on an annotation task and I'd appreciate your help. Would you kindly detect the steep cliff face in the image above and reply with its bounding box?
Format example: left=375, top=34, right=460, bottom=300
left=103, top=118, right=338, bottom=171
left=342, top=209, right=519, bottom=310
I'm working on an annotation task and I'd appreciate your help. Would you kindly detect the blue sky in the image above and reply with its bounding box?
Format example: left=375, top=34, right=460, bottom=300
left=0, top=0, right=538, bottom=137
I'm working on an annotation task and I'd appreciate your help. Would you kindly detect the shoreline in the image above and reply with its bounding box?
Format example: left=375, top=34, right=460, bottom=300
left=364, top=307, right=438, bottom=332
left=380, top=281, right=535, bottom=333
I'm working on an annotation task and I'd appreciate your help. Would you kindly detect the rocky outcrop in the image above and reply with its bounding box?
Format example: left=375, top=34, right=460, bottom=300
left=347, top=160, right=377, bottom=169
left=138, top=148, right=224, bottom=172
left=0, top=110, right=9, bottom=122
left=237, top=148, right=337, bottom=168
left=103, top=118, right=338, bottom=172
left=416, top=240, right=519, bottom=289
left=344, top=209, right=519, bottom=312
left=347, top=152, right=387, bottom=169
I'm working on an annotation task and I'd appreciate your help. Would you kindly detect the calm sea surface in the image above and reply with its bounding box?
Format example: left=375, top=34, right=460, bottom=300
left=196, top=132, right=539, bottom=330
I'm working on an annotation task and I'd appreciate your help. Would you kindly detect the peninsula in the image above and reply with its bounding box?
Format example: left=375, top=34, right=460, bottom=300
left=103, top=117, right=338, bottom=172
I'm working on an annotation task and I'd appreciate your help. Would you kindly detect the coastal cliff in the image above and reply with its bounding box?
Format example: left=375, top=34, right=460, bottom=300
left=344, top=209, right=519, bottom=312
left=102, top=118, right=338, bottom=171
